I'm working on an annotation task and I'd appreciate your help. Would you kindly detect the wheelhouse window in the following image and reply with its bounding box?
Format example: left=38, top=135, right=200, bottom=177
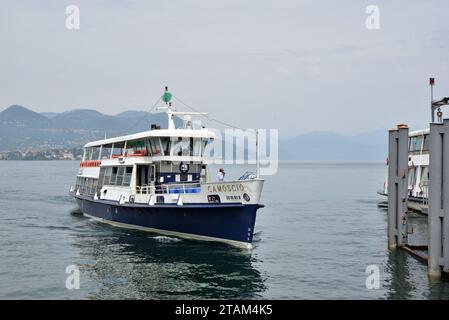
left=83, top=148, right=91, bottom=161
left=171, top=137, right=191, bottom=156
left=126, top=140, right=148, bottom=156
left=101, top=144, right=113, bottom=159
left=160, top=137, right=171, bottom=156
left=84, top=147, right=101, bottom=160
left=91, top=146, right=101, bottom=160
left=112, top=142, right=125, bottom=158
left=148, top=138, right=162, bottom=156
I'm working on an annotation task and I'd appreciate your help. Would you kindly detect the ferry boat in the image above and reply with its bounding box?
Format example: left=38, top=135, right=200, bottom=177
left=69, top=88, right=264, bottom=248
left=378, top=78, right=449, bottom=214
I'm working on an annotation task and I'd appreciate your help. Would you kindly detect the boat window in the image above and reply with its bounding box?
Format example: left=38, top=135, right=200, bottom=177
left=160, top=137, right=171, bottom=156
left=79, top=178, right=85, bottom=193
left=421, top=167, right=429, bottom=186
left=189, top=137, right=194, bottom=156
left=423, top=135, right=429, bottom=151
left=193, top=138, right=201, bottom=156
left=87, top=178, right=93, bottom=195
left=84, top=147, right=92, bottom=160
left=420, top=167, right=429, bottom=197
left=202, top=138, right=212, bottom=156
left=91, top=179, right=98, bottom=196
left=83, top=178, right=89, bottom=194
left=148, top=138, right=162, bottom=156
left=101, top=144, right=113, bottom=159
left=110, top=167, right=118, bottom=185
left=126, top=140, right=147, bottom=156
left=97, top=169, right=105, bottom=194
left=75, top=177, right=81, bottom=191
left=116, top=167, right=125, bottom=185
left=409, top=137, right=416, bottom=151
left=103, top=167, right=112, bottom=185
left=112, top=142, right=125, bottom=158
left=171, top=137, right=191, bottom=156
left=122, top=167, right=133, bottom=186
left=98, top=167, right=105, bottom=186
left=416, top=136, right=423, bottom=151
left=91, top=147, right=101, bottom=160
left=410, top=136, right=424, bottom=152
left=407, top=168, right=415, bottom=190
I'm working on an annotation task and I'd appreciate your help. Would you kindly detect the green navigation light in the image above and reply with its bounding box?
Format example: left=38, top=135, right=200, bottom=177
left=162, top=91, right=172, bottom=103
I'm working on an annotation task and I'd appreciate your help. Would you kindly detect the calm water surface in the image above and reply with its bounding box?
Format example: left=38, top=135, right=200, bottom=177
left=1, top=161, right=449, bottom=299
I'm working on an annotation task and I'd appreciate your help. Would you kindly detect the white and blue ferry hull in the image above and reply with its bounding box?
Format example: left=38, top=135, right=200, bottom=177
left=75, top=195, right=263, bottom=248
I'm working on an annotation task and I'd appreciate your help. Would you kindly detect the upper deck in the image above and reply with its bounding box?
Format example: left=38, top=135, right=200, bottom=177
left=84, top=128, right=215, bottom=148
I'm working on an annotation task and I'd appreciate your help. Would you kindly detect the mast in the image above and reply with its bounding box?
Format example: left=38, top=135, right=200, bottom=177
left=163, top=86, right=175, bottom=130
left=156, top=86, right=208, bottom=130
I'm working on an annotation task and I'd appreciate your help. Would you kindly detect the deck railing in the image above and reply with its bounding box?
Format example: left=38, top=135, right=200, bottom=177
left=135, top=182, right=201, bottom=195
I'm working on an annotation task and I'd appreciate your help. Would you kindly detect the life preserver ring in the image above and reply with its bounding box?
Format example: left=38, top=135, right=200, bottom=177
left=179, top=162, right=190, bottom=173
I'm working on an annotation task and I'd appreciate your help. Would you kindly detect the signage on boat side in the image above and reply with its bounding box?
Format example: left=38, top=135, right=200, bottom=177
left=207, top=184, right=245, bottom=193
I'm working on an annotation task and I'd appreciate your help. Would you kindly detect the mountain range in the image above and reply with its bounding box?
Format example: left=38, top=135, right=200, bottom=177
left=0, top=105, right=171, bottom=151
left=0, top=105, right=388, bottom=160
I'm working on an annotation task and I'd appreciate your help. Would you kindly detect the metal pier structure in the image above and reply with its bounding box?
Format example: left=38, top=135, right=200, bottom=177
left=387, top=104, right=449, bottom=279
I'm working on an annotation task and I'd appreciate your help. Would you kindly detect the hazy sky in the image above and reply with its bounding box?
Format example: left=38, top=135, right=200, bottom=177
left=1, top=1, right=448, bottom=137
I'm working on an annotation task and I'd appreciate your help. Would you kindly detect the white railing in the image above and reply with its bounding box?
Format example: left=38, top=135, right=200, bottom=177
left=135, top=182, right=201, bottom=195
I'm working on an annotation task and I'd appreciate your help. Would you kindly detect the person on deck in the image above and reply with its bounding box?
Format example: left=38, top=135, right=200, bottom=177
left=216, top=168, right=225, bottom=181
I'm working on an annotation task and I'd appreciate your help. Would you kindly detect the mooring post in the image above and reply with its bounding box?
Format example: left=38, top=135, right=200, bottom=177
left=387, top=124, right=409, bottom=249
left=387, top=128, right=398, bottom=249
left=428, top=121, right=444, bottom=278
left=428, top=118, right=449, bottom=278
left=443, top=119, right=449, bottom=274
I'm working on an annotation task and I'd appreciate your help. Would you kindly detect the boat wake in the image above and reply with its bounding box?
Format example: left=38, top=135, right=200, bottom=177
left=151, top=235, right=182, bottom=243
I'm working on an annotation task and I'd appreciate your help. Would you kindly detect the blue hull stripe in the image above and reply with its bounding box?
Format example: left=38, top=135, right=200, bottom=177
left=75, top=195, right=261, bottom=245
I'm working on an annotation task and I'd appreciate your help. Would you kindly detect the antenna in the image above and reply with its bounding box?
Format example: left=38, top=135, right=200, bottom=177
left=256, top=129, right=260, bottom=179
left=430, top=77, right=435, bottom=122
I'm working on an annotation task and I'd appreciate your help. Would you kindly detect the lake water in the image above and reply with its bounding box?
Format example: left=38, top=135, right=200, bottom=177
left=1, top=161, right=449, bottom=299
